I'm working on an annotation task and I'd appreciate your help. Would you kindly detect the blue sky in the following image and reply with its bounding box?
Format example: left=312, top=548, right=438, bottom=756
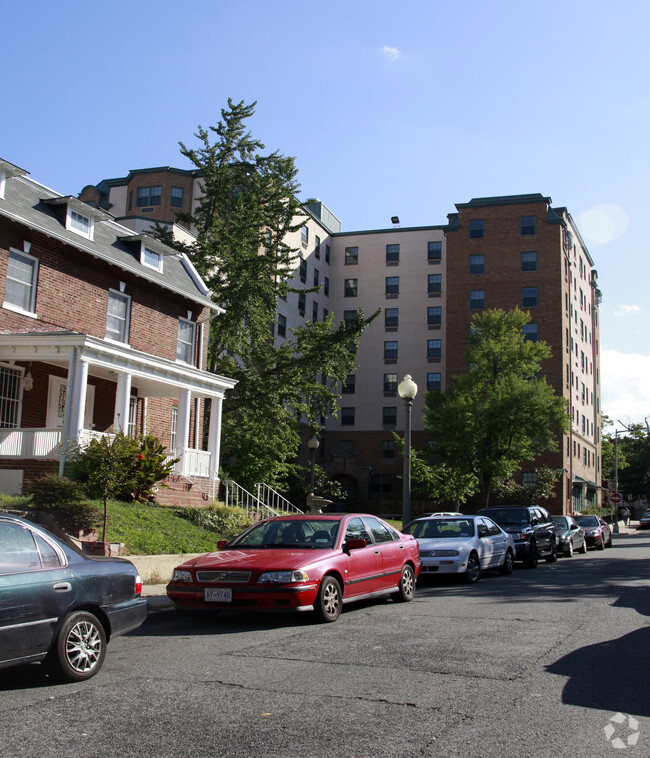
left=2, top=0, right=648, bottom=428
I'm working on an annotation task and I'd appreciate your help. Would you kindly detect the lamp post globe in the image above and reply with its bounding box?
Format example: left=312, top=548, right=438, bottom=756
left=397, top=375, right=417, bottom=528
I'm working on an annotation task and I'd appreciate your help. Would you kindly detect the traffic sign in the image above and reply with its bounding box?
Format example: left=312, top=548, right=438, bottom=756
left=610, top=493, right=623, bottom=504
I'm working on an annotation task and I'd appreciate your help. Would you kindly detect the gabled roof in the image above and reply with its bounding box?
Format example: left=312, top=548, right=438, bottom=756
left=0, top=159, right=220, bottom=312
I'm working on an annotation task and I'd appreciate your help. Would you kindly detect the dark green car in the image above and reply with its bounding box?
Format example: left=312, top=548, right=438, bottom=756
left=552, top=515, right=587, bottom=557
left=0, top=514, right=147, bottom=682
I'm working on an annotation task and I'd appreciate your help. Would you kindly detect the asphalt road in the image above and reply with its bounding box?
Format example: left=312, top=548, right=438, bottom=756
left=1, top=529, right=649, bottom=758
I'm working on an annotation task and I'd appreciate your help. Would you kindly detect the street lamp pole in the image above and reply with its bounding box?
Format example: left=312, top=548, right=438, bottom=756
left=398, top=374, right=418, bottom=529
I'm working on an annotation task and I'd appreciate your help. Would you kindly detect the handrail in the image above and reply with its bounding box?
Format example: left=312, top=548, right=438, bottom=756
left=224, top=480, right=280, bottom=520
left=255, top=483, right=302, bottom=515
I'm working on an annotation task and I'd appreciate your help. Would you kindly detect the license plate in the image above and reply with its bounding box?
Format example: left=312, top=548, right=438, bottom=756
left=204, top=588, right=232, bottom=603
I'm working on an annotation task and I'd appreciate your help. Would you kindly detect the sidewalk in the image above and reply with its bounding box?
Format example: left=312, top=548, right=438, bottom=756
left=141, top=583, right=175, bottom=613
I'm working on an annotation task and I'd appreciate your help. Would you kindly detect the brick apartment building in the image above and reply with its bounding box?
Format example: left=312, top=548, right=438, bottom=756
left=0, top=158, right=235, bottom=500
left=78, top=167, right=601, bottom=515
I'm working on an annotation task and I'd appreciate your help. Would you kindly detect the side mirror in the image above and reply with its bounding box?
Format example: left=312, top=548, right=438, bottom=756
left=217, top=540, right=228, bottom=550
left=345, top=538, right=367, bottom=551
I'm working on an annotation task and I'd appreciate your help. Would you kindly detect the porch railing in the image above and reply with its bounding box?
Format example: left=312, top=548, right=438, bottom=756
left=224, top=480, right=282, bottom=520
left=255, top=483, right=302, bottom=515
left=0, top=428, right=63, bottom=458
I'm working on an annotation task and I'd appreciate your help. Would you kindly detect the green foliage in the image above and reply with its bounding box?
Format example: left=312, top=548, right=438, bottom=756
left=491, top=466, right=559, bottom=505
left=24, top=474, right=100, bottom=532
left=155, top=99, right=378, bottom=489
left=132, top=435, right=179, bottom=503
left=612, top=419, right=650, bottom=501
left=423, top=309, right=569, bottom=508
left=177, top=505, right=252, bottom=540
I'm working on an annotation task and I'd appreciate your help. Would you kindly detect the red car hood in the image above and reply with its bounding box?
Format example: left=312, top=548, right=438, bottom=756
left=176, top=548, right=338, bottom=571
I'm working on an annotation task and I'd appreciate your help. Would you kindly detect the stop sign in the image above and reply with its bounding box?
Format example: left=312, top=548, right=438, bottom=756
left=610, top=493, right=623, bottom=504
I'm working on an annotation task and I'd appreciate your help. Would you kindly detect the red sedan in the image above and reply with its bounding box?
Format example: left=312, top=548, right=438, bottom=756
left=166, top=514, right=421, bottom=622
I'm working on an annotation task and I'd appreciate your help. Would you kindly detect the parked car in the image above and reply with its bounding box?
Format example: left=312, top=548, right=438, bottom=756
left=476, top=505, right=557, bottom=567
left=421, top=512, right=463, bottom=517
left=552, top=516, right=587, bottom=557
left=575, top=515, right=612, bottom=549
left=402, top=515, right=515, bottom=583
left=637, top=511, right=650, bottom=530
left=167, top=514, right=421, bottom=623
left=0, top=514, right=147, bottom=682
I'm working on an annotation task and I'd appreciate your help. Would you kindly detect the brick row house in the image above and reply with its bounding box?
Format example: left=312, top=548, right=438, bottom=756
left=0, top=158, right=235, bottom=499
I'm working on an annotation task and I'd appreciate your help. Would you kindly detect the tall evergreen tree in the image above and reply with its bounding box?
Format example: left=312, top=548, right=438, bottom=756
left=161, top=99, right=377, bottom=488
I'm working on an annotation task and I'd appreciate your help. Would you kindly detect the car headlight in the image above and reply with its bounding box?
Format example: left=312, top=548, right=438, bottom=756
left=558, top=534, right=569, bottom=542
left=258, top=570, right=310, bottom=583
left=429, top=550, right=460, bottom=557
left=173, top=569, right=193, bottom=583
left=586, top=529, right=598, bottom=536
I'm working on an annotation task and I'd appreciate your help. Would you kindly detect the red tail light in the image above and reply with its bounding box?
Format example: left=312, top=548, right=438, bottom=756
left=134, top=574, right=143, bottom=595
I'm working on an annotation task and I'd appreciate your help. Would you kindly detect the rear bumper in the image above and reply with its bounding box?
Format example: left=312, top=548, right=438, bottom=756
left=105, top=597, right=148, bottom=638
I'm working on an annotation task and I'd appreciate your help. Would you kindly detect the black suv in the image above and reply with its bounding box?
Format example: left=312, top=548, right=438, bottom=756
left=476, top=505, right=557, bottom=567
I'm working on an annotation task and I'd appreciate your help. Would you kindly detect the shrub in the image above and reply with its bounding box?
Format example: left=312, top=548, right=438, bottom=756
left=24, top=474, right=100, bottom=532
left=178, top=505, right=252, bottom=540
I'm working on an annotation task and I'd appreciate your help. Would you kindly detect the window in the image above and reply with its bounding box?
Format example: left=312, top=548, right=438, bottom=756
left=345, top=246, right=358, bottom=265
left=522, top=323, right=538, bottom=342
left=277, top=313, right=287, bottom=338
left=384, top=373, right=397, bottom=393
left=298, top=292, right=306, bottom=314
left=384, top=341, right=398, bottom=360
left=522, top=472, right=537, bottom=485
left=312, top=301, right=318, bottom=321
left=128, top=396, right=138, bottom=437
left=323, top=308, right=328, bottom=322
left=522, top=287, right=538, bottom=307
left=142, top=246, right=163, bottom=272
left=342, top=375, right=355, bottom=394
left=0, top=364, right=22, bottom=429
left=469, top=219, right=484, bottom=239
left=325, top=244, right=330, bottom=264
left=386, top=244, right=400, bottom=263
left=299, top=258, right=307, bottom=283
left=4, top=249, right=38, bottom=314
left=385, top=308, right=399, bottom=328
left=470, top=289, right=485, bottom=309
left=382, top=406, right=397, bottom=426
left=315, top=235, right=321, bottom=259
left=427, top=306, right=441, bottom=325
left=343, top=310, right=358, bottom=323
left=341, top=407, right=355, bottom=426
left=370, top=474, right=393, bottom=494
left=313, top=268, right=319, bottom=287
left=171, top=187, right=184, bottom=207
left=106, top=290, right=131, bottom=343
left=324, top=276, right=329, bottom=296
left=520, top=216, right=536, bottom=235
left=170, top=406, right=178, bottom=452
left=427, top=339, right=441, bottom=358
left=385, top=276, right=399, bottom=295
left=428, top=274, right=441, bottom=294
left=0, top=522, right=41, bottom=572
left=301, top=226, right=309, bottom=247
left=428, top=241, right=442, bottom=261
left=137, top=186, right=161, bottom=207
left=68, top=209, right=93, bottom=239
left=0, top=169, right=6, bottom=199
left=521, top=251, right=537, bottom=271
left=344, top=279, right=358, bottom=297
left=427, top=372, right=441, bottom=392
left=381, top=439, right=396, bottom=459
left=176, top=317, right=196, bottom=364
left=469, top=254, right=484, bottom=274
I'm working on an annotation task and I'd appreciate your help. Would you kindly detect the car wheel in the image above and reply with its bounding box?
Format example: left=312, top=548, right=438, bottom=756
left=392, top=564, right=416, bottom=602
left=525, top=542, right=538, bottom=568
left=545, top=542, right=558, bottom=563
left=313, top=576, right=342, bottom=623
left=605, top=534, right=613, bottom=548
left=464, top=553, right=481, bottom=584
left=499, top=548, right=514, bottom=575
left=565, top=541, right=574, bottom=558
left=578, top=538, right=587, bottom=554
left=48, top=611, right=107, bottom=682
left=597, top=535, right=605, bottom=550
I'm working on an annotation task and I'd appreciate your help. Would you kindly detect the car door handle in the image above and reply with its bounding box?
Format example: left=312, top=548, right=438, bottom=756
left=374, top=549, right=380, bottom=555
left=53, top=582, right=72, bottom=592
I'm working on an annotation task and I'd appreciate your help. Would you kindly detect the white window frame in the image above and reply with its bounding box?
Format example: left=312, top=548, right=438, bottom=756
left=0, top=362, right=23, bottom=429
left=0, top=170, right=6, bottom=199
left=141, top=244, right=163, bottom=272
left=176, top=317, right=196, bottom=364
left=66, top=206, right=94, bottom=240
left=105, top=289, right=131, bottom=344
left=3, top=248, right=39, bottom=317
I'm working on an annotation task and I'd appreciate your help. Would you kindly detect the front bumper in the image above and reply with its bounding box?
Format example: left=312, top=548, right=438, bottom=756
left=166, top=583, right=320, bottom=612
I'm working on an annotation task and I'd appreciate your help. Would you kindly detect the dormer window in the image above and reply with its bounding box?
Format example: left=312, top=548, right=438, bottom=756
left=43, top=195, right=108, bottom=241
left=0, top=158, right=29, bottom=201
left=0, top=170, right=5, bottom=200
left=68, top=207, right=93, bottom=239
left=142, top=245, right=163, bottom=272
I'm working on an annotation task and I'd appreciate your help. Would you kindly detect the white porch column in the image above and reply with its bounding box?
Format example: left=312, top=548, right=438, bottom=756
left=208, top=395, right=223, bottom=481
left=67, top=355, right=89, bottom=442
left=176, top=389, right=192, bottom=474
left=113, top=372, right=132, bottom=433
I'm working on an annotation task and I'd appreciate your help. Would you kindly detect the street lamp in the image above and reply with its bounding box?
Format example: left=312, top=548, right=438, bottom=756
left=398, top=374, right=418, bottom=529
left=307, top=435, right=320, bottom=495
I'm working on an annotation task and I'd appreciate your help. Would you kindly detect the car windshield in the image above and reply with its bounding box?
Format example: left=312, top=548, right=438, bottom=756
left=575, top=516, right=599, bottom=527
left=228, top=519, right=340, bottom=549
left=403, top=519, right=475, bottom=539
left=483, top=509, right=530, bottom=526
left=553, top=517, right=569, bottom=530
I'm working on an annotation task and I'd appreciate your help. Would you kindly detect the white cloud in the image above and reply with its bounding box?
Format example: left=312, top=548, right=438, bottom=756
left=601, top=349, right=650, bottom=427
left=381, top=45, right=401, bottom=61
left=614, top=304, right=642, bottom=317
left=578, top=204, right=629, bottom=245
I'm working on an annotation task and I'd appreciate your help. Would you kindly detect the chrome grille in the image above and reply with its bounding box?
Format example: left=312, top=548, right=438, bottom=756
left=196, top=570, right=251, bottom=583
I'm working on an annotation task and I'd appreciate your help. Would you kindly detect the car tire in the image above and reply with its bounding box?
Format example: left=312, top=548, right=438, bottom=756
left=578, top=538, right=587, bottom=554
left=392, top=564, right=416, bottom=602
left=545, top=542, right=558, bottom=563
left=525, top=542, right=538, bottom=568
left=597, top=536, right=605, bottom=550
left=605, top=534, right=613, bottom=548
left=464, top=553, right=481, bottom=584
left=48, top=611, right=107, bottom=683
left=499, top=548, right=514, bottom=575
left=313, top=576, right=342, bottom=623
left=565, top=541, right=574, bottom=558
